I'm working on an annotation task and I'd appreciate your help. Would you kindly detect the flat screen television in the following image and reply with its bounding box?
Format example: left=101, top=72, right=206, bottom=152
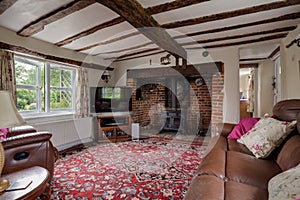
left=90, top=87, right=132, bottom=113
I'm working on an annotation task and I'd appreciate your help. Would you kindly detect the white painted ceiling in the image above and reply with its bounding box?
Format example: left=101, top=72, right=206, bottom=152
left=0, top=0, right=299, bottom=63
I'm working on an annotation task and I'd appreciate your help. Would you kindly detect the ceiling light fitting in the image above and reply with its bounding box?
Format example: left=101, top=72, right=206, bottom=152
left=160, top=54, right=171, bottom=65
left=101, top=70, right=111, bottom=83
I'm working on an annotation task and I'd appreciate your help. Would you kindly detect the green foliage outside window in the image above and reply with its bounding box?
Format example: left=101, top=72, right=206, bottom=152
left=15, top=57, right=74, bottom=112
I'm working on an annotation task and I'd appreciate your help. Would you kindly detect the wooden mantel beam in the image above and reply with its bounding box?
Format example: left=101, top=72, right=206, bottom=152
left=96, top=0, right=187, bottom=59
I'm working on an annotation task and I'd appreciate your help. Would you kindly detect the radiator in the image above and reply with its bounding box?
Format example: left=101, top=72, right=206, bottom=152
left=32, top=117, right=95, bottom=151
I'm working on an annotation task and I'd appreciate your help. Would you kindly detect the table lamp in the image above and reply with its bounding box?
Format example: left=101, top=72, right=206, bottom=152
left=0, top=90, right=26, bottom=192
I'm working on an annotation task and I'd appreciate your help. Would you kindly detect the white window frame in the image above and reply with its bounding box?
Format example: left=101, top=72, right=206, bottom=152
left=14, top=54, right=76, bottom=118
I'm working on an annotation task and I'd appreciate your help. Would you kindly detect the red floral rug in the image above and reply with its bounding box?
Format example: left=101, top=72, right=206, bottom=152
left=51, top=138, right=207, bottom=199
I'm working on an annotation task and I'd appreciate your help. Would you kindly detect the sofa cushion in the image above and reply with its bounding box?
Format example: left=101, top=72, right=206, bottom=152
left=225, top=181, right=268, bottom=200
left=227, top=117, right=260, bottom=139
left=268, top=163, right=300, bottom=200
left=183, top=175, right=225, bottom=200
left=276, top=134, right=300, bottom=171
left=197, top=148, right=226, bottom=179
left=227, top=139, right=253, bottom=155
left=226, top=151, right=282, bottom=189
left=237, top=117, right=297, bottom=158
left=207, top=135, right=228, bottom=152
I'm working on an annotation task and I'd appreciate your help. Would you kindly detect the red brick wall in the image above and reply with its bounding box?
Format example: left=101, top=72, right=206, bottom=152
left=127, top=74, right=224, bottom=135
left=211, top=74, right=224, bottom=136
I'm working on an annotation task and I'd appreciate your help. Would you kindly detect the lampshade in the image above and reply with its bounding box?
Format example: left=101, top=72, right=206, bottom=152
left=0, top=91, right=25, bottom=129
left=0, top=90, right=25, bottom=192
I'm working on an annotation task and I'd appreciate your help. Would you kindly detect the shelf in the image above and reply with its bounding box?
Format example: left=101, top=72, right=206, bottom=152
left=97, top=114, right=131, bottom=143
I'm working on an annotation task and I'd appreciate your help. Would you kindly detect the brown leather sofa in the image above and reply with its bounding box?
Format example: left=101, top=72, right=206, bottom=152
left=184, top=99, right=300, bottom=200
left=1, top=125, right=57, bottom=199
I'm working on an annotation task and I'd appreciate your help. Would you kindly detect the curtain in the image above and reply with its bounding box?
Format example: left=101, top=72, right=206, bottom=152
left=247, top=68, right=255, bottom=113
left=0, top=50, right=16, bottom=103
left=75, top=67, right=89, bottom=118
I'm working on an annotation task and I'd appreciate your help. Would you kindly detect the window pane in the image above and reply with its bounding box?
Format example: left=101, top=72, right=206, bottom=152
left=16, top=88, right=37, bottom=111
left=50, top=90, right=72, bottom=109
left=15, top=61, right=37, bottom=86
left=50, top=67, right=72, bottom=88
left=114, top=88, right=121, bottom=99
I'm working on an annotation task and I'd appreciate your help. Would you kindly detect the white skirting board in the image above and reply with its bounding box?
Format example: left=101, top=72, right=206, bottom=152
left=55, top=137, right=94, bottom=151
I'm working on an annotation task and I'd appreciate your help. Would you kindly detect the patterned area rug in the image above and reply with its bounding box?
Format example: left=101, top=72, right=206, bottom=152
left=51, top=138, right=207, bottom=199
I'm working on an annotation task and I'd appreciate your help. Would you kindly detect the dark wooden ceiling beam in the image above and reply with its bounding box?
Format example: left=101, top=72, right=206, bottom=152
left=96, top=0, right=187, bottom=59
left=0, top=0, right=18, bottom=15
left=182, top=26, right=296, bottom=46
left=188, top=33, right=288, bottom=49
left=104, top=48, right=161, bottom=60
left=17, top=0, right=96, bottom=37
left=0, top=41, right=113, bottom=70
left=268, top=46, right=280, bottom=59
left=56, top=17, right=124, bottom=46
left=86, top=26, right=294, bottom=56
left=145, top=0, right=210, bottom=15
left=162, top=0, right=300, bottom=29
left=240, top=63, right=259, bottom=68
left=174, top=12, right=300, bottom=39
left=112, top=33, right=286, bottom=61
left=240, top=58, right=267, bottom=62
left=93, top=42, right=153, bottom=55
left=75, top=11, right=300, bottom=53
left=55, top=0, right=210, bottom=47
left=115, top=50, right=166, bottom=62
left=76, top=31, right=141, bottom=52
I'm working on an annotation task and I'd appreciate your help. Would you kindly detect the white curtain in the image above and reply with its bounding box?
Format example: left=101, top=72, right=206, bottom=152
left=75, top=67, right=89, bottom=118
left=0, top=50, right=16, bottom=103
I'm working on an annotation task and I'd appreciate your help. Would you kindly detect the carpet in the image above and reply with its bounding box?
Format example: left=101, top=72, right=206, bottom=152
left=51, top=138, right=207, bottom=200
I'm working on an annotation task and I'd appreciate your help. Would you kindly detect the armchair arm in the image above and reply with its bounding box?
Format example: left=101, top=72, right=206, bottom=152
left=216, top=123, right=236, bottom=137
left=7, top=125, right=37, bottom=137
left=1, top=131, right=55, bottom=180
left=2, top=132, right=51, bottom=149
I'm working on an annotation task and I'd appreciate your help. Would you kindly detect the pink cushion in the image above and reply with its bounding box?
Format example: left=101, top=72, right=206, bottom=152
left=0, top=128, right=8, bottom=140
left=227, top=117, right=260, bottom=139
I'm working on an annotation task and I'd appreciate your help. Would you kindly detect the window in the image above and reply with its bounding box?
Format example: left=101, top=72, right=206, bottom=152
left=15, top=55, right=76, bottom=115
left=102, top=87, right=121, bottom=99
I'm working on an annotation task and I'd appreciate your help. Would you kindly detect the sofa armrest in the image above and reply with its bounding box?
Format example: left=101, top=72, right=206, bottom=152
left=216, top=123, right=236, bottom=137
left=7, top=125, right=37, bottom=137
left=1, top=131, right=56, bottom=180
left=2, top=132, right=52, bottom=149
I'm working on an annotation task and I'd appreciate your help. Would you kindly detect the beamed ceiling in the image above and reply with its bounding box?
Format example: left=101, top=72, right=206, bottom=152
left=0, top=0, right=299, bottom=66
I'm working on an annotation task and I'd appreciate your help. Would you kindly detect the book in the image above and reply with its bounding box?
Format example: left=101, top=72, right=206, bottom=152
left=5, top=178, right=32, bottom=191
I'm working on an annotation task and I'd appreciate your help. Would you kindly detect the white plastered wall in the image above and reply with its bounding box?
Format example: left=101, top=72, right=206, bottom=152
left=256, top=59, right=275, bottom=116
left=281, top=23, right=300, bottom=99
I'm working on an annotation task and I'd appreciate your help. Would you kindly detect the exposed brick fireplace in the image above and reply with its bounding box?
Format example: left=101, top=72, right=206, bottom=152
left=126, top=62, right=224, bottom=136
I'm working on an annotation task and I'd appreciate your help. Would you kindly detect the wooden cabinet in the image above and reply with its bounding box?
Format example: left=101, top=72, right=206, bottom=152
left=97, top=113, right=131, bottom=143
left=240, top=99, right=252, bottom=119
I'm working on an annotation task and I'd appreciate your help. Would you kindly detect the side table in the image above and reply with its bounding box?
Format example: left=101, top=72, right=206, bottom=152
left=0, top=166, right=50, bottom=199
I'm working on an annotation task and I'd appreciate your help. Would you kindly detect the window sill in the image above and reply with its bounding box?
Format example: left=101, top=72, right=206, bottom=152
left=21, top=112, right=75, bottom=125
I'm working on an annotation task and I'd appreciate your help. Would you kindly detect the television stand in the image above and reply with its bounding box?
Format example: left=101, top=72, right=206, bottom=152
left=97, top=112, right=131, bottom=143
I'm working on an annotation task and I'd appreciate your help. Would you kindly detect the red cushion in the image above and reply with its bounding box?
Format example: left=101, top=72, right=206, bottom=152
left=227, top=117, right=260, bottom=139
left=0, top=128, right=8, bottom=140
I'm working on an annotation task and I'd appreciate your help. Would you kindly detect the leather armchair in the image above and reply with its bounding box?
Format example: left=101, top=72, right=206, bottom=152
left=1, top=125, right=57, bottom=199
